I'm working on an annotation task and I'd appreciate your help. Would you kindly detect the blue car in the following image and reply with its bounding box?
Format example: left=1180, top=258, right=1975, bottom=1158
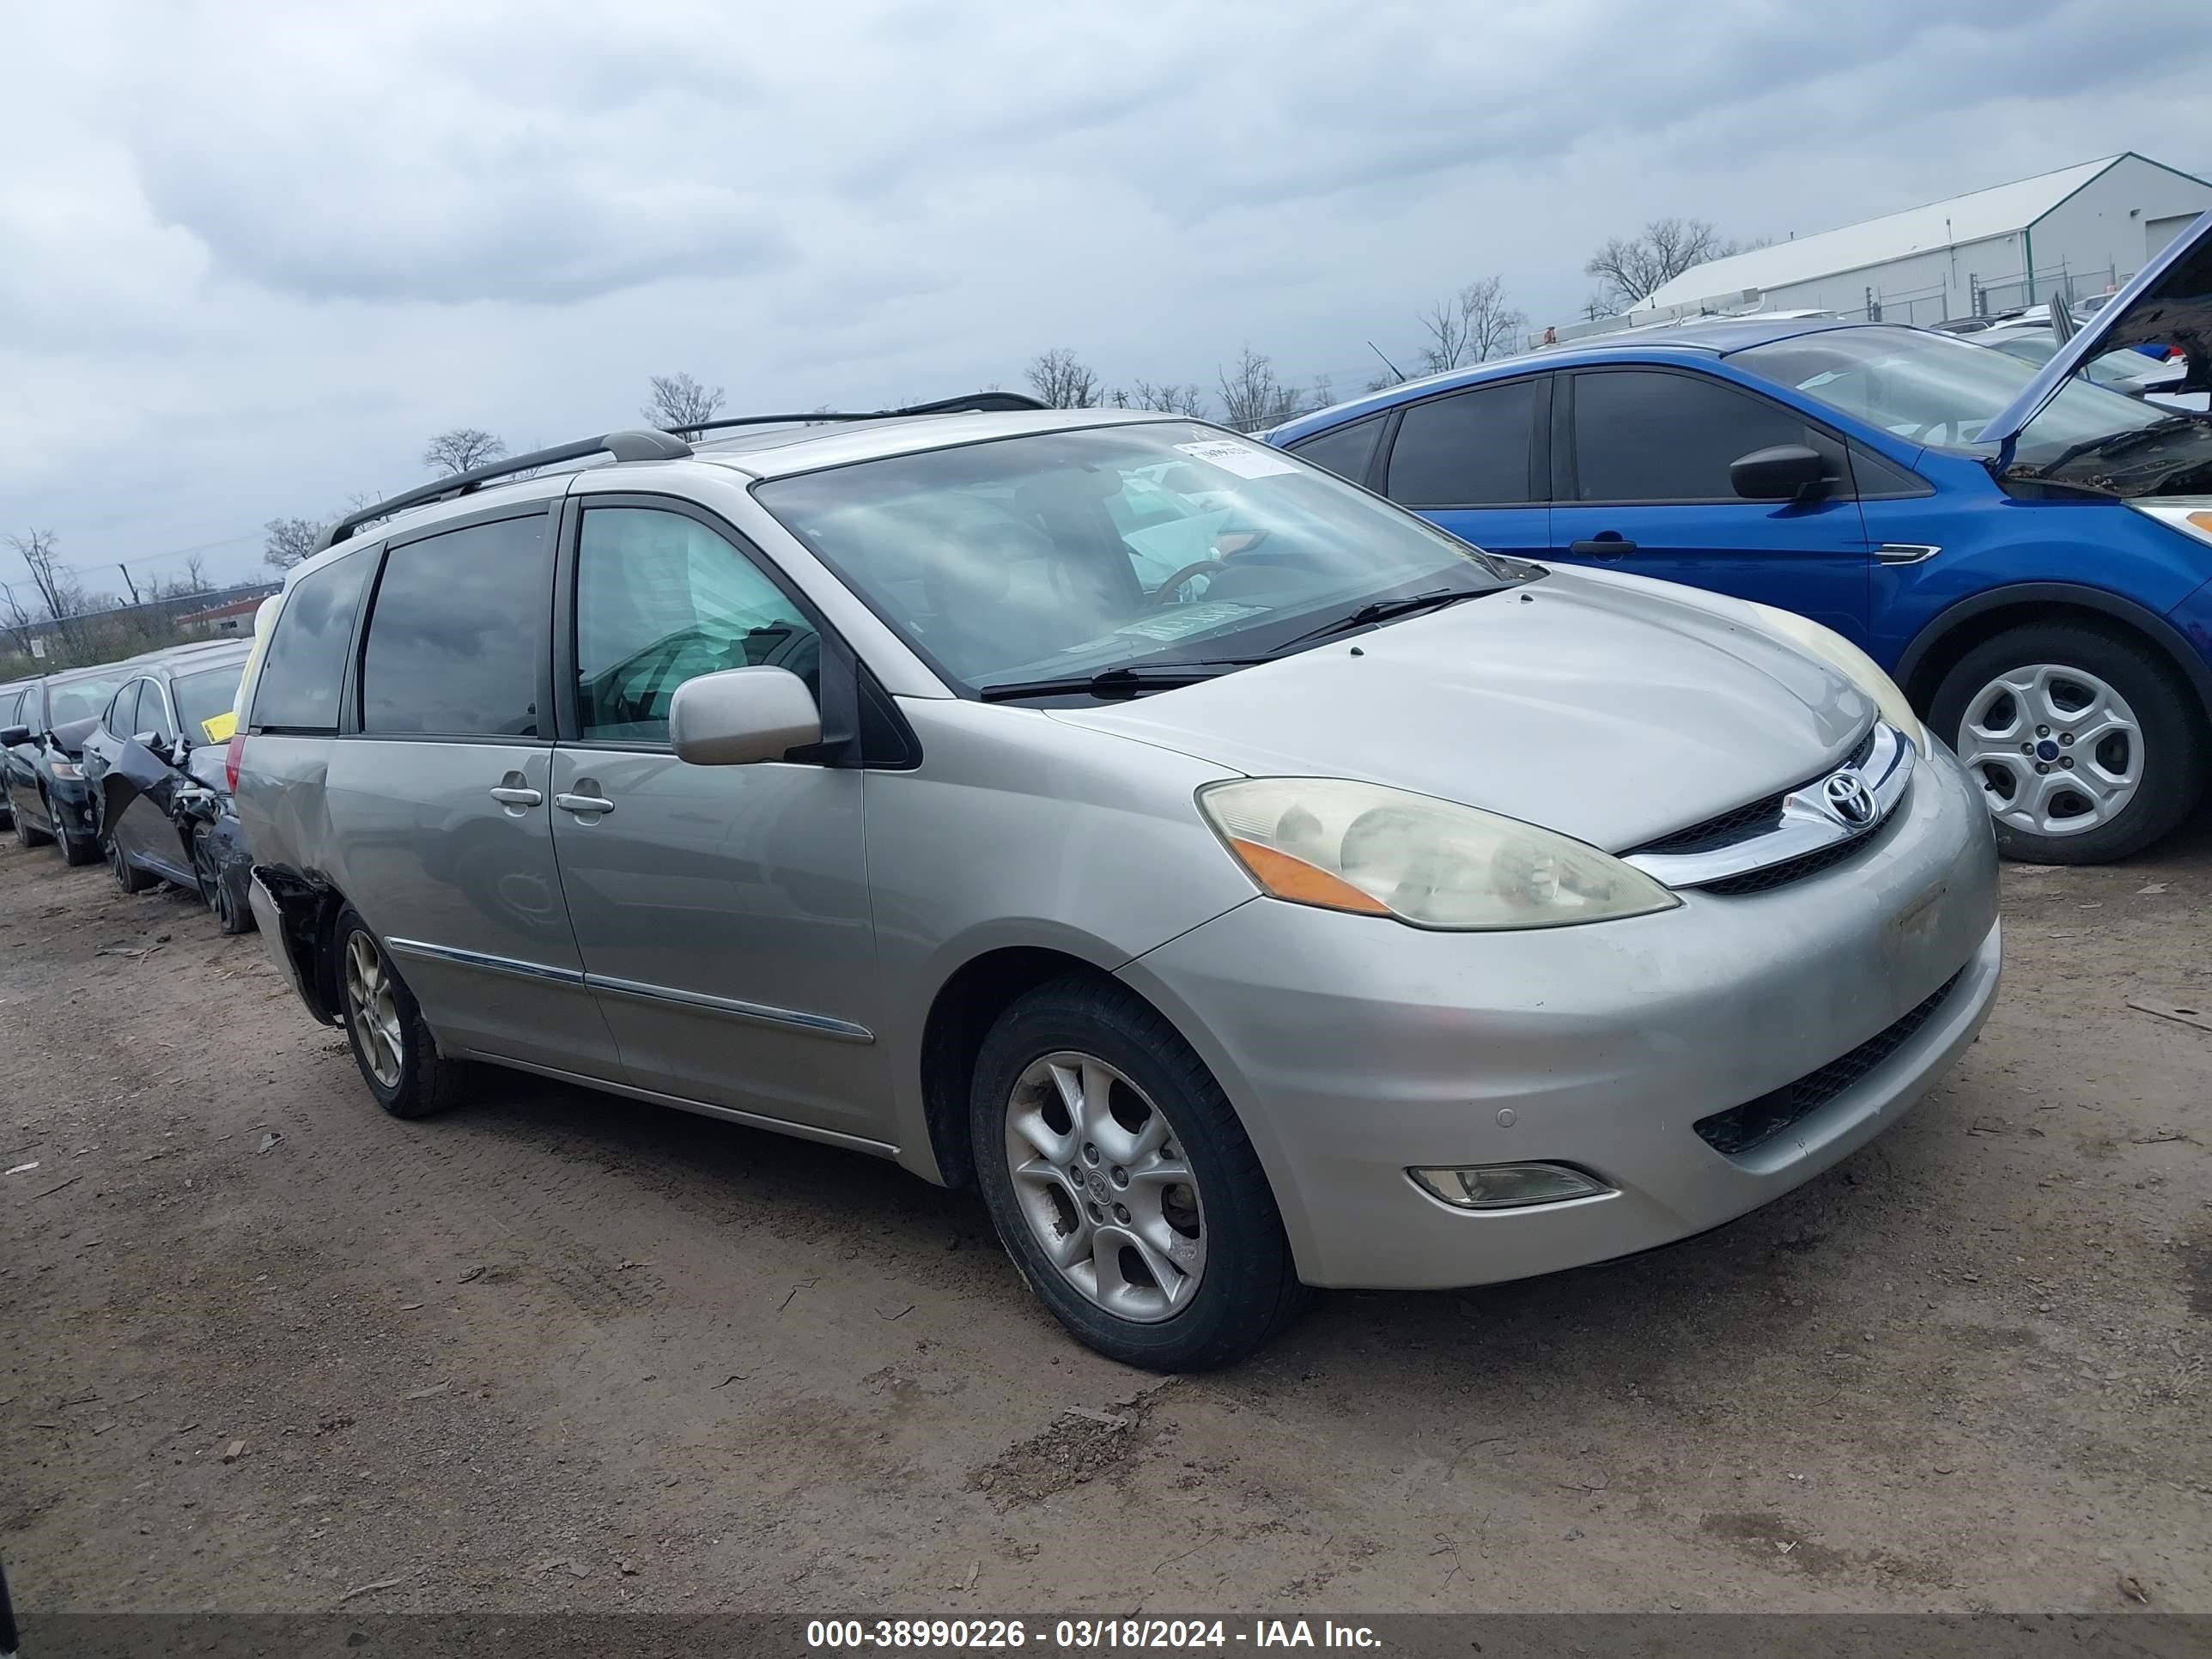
left=1272, top=210, right=2212, bottom=864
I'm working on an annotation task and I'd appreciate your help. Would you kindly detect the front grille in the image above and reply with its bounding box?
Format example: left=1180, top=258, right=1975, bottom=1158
left=1633, top=726, right=1880, bottom=859
left=1698, top=830, right=1875, bottom=896
left=1692, top=967, right=1966, bottom=1156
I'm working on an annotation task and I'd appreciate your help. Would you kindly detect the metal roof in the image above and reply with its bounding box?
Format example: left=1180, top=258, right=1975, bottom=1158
left=1644, top=155, right=2132, bottom=308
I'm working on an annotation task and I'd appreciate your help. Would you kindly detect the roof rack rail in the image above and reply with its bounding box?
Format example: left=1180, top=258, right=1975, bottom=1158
left=666, top=388, right=1048, bottom=439
left=318, top=428, right=694, bottom=550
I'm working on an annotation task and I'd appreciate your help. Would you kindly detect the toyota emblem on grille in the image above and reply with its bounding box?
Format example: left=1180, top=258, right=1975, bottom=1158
left=1821, top=769, right=1875, bottom=827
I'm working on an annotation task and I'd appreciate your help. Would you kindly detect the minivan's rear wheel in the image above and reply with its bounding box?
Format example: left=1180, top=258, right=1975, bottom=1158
left=970, top=976, right=1304, bottom=1371
left=1932, top=622, right=2207, bottom=864
left=334, top=906, right=466, bottom=1119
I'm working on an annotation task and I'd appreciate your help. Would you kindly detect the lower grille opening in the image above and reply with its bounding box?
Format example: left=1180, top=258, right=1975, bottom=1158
left=1693, top=967, right=1967, bottom=1156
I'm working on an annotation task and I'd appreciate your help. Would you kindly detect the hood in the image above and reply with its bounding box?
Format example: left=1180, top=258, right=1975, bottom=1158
left=1050, top=568, right=1874, bottom=854
left=1984, top=206, right=2212, bottom=448
left=52, top=715, right=98, bottom=757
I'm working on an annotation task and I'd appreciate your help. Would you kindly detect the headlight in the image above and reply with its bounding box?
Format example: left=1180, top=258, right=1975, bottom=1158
left=1742, top=603, right=1924, bottom=747
left=1197, top=777, right=1680, bottom=931
left=48, top=759, right=82, bottom=781
left=2127, top=499, right=2212, bottom=550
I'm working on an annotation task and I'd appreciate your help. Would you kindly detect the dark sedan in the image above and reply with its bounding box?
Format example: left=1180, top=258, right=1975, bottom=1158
left=1, top=666, right=131, bottom=866
left=79, top=641, right=256, bottom=930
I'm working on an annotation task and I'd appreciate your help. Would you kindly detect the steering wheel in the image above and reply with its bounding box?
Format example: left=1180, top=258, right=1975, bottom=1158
left=1141, top=560, right=1229, bottom=608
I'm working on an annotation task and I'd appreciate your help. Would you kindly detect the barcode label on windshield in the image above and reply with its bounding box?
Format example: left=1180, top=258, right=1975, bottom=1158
left=1173, top=440, right=1300, bottom=479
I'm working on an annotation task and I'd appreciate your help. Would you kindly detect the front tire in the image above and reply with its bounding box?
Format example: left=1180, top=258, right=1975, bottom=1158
left=194, top=827, right=252, bottom=934
left=1931, top=621, right=2208, bottom=864
left=333, top=907, right=469, bottom=1120
left=969, top=975, right=1304, bottom=1371
left=13, top=799, right=49, bottom=848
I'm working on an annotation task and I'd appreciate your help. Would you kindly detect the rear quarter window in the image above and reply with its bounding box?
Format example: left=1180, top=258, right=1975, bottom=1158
left=251, top=548, right=374, bottom=732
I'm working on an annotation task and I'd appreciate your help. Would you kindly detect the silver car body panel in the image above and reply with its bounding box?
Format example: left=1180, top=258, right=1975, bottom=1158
left=1119, top=744, right=2001, bottom=1286
left=235, top=410, right=2006, bottom=1290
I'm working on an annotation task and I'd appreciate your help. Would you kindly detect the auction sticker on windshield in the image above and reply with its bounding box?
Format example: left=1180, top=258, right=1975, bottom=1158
left=1174, top=440, right=1299, bottom=480
left=1110, top=601, right=1267, bottom=642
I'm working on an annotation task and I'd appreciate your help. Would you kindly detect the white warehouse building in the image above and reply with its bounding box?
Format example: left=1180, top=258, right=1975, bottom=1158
left=1639, top=151, right=2210, bottom=328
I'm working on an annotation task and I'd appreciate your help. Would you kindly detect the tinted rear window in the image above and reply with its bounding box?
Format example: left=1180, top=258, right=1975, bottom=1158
left=253, top=549, right=374, bottom=732
left=361, top=515, right=544, bottom=738
left=1386, top=380, right=1538, bottom=506
left=1289, top=415, right=1386, bottom=484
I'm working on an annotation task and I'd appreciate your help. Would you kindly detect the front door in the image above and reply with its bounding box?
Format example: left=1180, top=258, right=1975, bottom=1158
left=325, top=507, right=623, bottom=1079
left=1549, top=367, right=1872, bottom=645
left=550, top=501, right=887, bottom=1145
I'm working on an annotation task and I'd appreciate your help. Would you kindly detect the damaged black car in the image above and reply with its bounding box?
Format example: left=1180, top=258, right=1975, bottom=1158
left=78, top=641, right=257, bottom=933
left=2, top=665, right=129, bottom=867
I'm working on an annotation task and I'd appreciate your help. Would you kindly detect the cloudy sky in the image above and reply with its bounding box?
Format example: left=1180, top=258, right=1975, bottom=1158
left=5, top=0, right=2212, bottom=598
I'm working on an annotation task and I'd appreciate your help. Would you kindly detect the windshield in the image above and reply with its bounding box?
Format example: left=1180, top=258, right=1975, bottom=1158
left=1733, top=325, right=2212, bottom=495
left=48, top=676, right=122, bottom=726
left=174, top=664, right=245, bottom=742
left=1987, top=335, right=2164, bottom=390
left=753, top=422, right=1510, bottom=696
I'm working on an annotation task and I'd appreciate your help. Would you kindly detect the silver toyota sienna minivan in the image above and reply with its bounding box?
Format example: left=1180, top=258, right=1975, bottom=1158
left=236, top=397, right=2001, bottom=1370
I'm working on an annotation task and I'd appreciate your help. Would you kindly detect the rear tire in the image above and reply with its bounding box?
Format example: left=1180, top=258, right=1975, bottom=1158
left=1931, top=621, right=2207, bottom=864
left=106, top=836, right=155, bottom=895
left=333, top=906, right=470, bottom=1120
left=969, top=975, right=1306, bottom=1371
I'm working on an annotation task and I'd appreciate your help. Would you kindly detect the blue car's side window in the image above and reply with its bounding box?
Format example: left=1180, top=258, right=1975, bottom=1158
left=1571, top=370, right=1812, bottom=504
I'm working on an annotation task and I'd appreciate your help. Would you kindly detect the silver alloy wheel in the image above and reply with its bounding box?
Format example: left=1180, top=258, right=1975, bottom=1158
left=1956, top=662, right=2142, bottom=838
left=1002, top=1051, right=1206, bottom=1323
left=343, top=931, right=404, bottom=1091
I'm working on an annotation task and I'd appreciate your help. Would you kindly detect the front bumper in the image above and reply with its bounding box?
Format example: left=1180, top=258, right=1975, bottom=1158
left=48, top=777, right=95, bottom=844
left=1118, top=741, right=2002, bottom=1290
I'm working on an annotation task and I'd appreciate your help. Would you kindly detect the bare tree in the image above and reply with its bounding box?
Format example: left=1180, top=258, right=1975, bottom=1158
left=643, top=371, right=726, bottom=437
left=1215, top=348, right=1310, bottom=432
left=263, top=516, right=328, bottom=570
left=1126, top=380, right=1210, bottom=417
left=8, top=529, right=84, bottom=623
left=422, top=428, right=507, bottom=477
left=1584, top=217, right=1741, bottom=310
left=181, top=552, right=211, bottom=593
left=1415, top=275, right=1527, bottom=374
left=1025, top=348, right=1102, bottom=410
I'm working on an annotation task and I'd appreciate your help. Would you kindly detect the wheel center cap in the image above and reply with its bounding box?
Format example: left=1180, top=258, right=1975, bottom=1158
left=1085, top=1170, right=1113, bottom=1204
left=2035, top=738, right=2062, bottom=762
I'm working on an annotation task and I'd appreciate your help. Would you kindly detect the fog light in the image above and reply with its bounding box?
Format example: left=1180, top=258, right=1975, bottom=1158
left=1408, top=1163, right=1611, bottom=1210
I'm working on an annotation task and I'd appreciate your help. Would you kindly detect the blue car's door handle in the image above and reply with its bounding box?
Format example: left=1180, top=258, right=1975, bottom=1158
left=1568, top=538, right=1637, bottom=557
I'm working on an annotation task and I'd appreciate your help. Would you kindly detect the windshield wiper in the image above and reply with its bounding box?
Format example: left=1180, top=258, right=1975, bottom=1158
left=2017, top=413, right=2204, bottom=480
left=1267, top=586, right=1484, bottom=654
left=977, top=658, right=1268, bottom=702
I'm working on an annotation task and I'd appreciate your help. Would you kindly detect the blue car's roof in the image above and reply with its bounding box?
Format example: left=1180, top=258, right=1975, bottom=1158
left=1271, top=318, right=1887, bottom=445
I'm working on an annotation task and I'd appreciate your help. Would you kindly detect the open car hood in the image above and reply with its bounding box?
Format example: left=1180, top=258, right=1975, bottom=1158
left=1984, top=207, right=2212, bottom=450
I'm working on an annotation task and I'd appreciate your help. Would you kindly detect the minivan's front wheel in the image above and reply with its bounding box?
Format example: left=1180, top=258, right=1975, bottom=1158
left=334, top=907, right=466, bottom=1119
left=1932, top=622, right=2207, bottom=864
left=970, top=976, right=1304, bottom=1371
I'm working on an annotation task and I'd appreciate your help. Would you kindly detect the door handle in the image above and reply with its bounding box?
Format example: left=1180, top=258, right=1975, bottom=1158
left=488, top=785, right=543, bottom=806
left=555, top=793, right=616, bottom=815
left=1568, top=538, right=1638, bottom=557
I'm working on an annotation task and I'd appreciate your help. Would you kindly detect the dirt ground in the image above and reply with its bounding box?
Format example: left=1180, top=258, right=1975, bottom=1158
left=2, top=820, right=2207, bottom=1617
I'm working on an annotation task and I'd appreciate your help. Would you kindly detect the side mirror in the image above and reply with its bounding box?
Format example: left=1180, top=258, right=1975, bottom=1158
left=0, top=725, right=27, bottom=747
left=669, top=666, right=821, bottom=767
left=1731, top=444, right=1828, bottom=503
